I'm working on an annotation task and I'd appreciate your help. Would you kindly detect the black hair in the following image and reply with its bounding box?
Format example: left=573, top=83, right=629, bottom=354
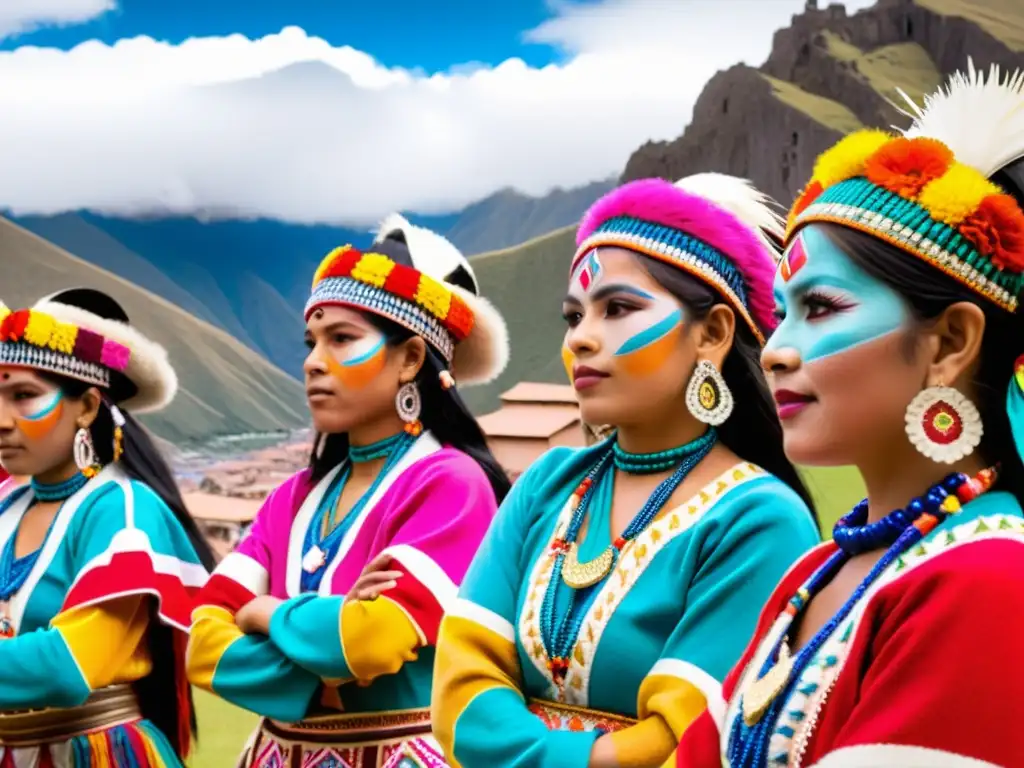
left=817, top=222, right=1024, bottom=505
left=36, top=288, right=212, bottom=760
left=51, top=374, right=214, bottom=760
left=308, top=313, right=511, bottom=503
left=638, top=256, right=818, bottom=522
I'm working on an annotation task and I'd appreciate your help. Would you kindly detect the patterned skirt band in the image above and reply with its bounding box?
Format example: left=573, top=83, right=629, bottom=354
left=0, top=684, right=141, bottom=747
left=242, top=707, right=447, bottom=768
left=527, top=699, right=638, bottom=733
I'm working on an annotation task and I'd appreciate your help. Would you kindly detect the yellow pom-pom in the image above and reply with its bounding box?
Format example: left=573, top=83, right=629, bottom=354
left=917, top=163, right=1002, bottom=227
left=0, top=305, right=9, bottom=324
left=414, top=275, right=452, bottom=318
left=22, top=311, right=55, bottom=348
left=48, top=322, right=77, bottom=354
left=351, top=252, right=395, bottom=288
left=812, top=129, right=893, bottom=189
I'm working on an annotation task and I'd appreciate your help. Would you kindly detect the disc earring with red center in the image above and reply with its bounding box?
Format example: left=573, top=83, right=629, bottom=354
left=905, top=385, right=982, bottom=464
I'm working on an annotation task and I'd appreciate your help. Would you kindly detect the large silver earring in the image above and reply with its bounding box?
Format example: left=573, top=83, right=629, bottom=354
left=685, top=360, right=733, bottom=425
left=396, top=382, right=423, bottom=436
left=905, top=385, right=982, bottom=464
left=73, top=427, right=101, bottom=478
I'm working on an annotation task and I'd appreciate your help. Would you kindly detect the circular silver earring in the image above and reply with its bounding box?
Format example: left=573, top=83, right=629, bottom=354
left=73, top=427, right=100, bottom=477
left=685, top=360, right=734, bottom=426
left=396, top=382, right=423, bottom=436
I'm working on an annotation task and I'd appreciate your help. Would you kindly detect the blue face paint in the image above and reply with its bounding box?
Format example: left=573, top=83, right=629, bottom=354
left=766, top=225, right=911, bottom=363
left=616, top=308, right=683, bottom=355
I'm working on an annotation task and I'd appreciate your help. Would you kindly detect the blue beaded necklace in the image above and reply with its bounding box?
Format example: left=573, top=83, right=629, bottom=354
left=0, top=473, right=89, bottom=638
left=539, top=429, right=717, bottom=687
left=300, top=432, right=414, bottom=592
left=728, top=468, right=995, bottom=767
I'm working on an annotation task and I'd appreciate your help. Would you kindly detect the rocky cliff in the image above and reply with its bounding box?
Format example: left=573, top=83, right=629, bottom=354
left=622, top=0, right=1024, bottom=205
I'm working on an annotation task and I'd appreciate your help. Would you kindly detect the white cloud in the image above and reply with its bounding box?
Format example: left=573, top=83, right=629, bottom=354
left=0, top=0, right=878, bottom=225
left=0, top=0, right=113, bottom=40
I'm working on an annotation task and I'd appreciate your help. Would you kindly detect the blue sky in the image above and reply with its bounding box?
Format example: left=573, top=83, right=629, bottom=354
left=0, top=0, right=573, bottom=71
left=0, top=0, right=875, bottom=224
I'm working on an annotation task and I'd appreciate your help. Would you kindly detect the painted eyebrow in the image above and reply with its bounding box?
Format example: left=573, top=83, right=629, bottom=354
left=562, top=284, right=655, bottom=304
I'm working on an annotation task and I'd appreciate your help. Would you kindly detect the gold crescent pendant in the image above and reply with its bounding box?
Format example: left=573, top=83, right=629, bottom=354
left=562, top=543, right=614, bottom=589
left=742, top=641, right=794, bottom=726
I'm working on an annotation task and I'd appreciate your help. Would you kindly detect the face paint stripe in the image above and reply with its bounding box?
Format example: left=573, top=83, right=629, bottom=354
left=24, top=390, right=63, bottom=421
left=615, top=309, right=683, bottom=355
left=343, top=337, right=385, bottom=367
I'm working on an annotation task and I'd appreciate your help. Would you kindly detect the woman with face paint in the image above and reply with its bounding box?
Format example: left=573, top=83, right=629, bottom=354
left=186, top=215, right=510, bottom=767
left=0, top=291, right=213, bottom=766
left=432, top=174, right=820, bottom=768
left=681, top=65, right=1024, bottom=768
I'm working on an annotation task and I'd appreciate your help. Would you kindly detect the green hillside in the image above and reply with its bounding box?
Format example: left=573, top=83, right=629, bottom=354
left=0, top=217, right=308, bottom=445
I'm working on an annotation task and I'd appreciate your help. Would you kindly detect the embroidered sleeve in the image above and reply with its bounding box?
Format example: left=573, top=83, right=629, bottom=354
left=0, top=596, right=149, bottom=709
left=186, top=483, right=321, bottom=722
left=623, top=479, right=816, bottom=768
left=806, top=536, right=1024, bottom=768
left=432, top=454, right=600, bottom=768
left=268, top=454, right=496, bottom=684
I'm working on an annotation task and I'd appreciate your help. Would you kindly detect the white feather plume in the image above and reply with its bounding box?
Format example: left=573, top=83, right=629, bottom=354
left=898, top=58, right=1024, bottom=178
left=674, top=172, right=784, bottom=254
left=373, top=212, right=479, bottom=292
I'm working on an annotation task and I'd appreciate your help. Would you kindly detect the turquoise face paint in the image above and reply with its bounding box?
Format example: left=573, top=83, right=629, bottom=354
left=20, top=389, right=62, bottom=421
left=344, top=337, right=385, bottom=367
left=616, top=308, right=683, bottom=355
left=766, top=225, right=911, bottom=363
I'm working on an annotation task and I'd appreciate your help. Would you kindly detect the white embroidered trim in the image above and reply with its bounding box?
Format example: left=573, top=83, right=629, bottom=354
left=810, top=744, right=1002, bottom=768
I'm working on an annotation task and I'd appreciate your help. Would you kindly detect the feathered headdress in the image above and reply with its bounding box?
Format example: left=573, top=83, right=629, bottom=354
left=574, top=173, right=785, bottom=343
left=786, top=61, right=1024, bottom=312
left=307, top=214, right=509, bottom=386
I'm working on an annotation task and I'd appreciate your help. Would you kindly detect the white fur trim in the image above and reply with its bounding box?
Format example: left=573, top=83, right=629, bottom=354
left=32, top=299, right=177, bottom=413
left=372, top=213, right=509, bottom=386
left=811, top=744, right=1002, bottom=768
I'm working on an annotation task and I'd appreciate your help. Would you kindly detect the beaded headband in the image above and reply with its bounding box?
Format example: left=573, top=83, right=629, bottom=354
left=787, top=64, right=1024, bottom=313
left=0, top=306, right=130, bottom=388
left=307, top=245, right=475, bottom=365
left=574, top=176, right=785, bottom=345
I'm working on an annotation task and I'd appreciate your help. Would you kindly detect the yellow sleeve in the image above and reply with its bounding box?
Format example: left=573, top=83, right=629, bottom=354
left=51, top=596, right=152, bottom=689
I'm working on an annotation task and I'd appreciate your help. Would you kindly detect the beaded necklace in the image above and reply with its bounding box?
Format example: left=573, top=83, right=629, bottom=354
left=0, top=473, right=89, bottom=638
left=540, top=429, right=717, bottom=688
left=729, top=467, right=996, bottom=767
left=300, top=432, right=413, bottom=592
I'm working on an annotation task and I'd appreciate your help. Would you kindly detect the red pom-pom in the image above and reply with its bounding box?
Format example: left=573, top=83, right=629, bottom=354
left=788, top=180, right=824, bottom=229
left=445, top=295, right=475, bottom=341
left=864, top=137, right=953, bottom=198
left=321, top=246, right=362, bottom=281
left=959, top=194, right=1024, bottom=272
left=3, top=310, right=30, bottom=341
left=383, top=264, right=422, bottom=301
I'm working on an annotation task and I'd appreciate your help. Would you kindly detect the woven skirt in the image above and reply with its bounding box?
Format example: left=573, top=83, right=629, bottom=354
left=238, top=708, right=447, bottom=768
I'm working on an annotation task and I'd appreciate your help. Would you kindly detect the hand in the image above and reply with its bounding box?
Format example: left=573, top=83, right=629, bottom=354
left=587, top=734, right=619, bottom=768
left=235, top=595, right=283, bottom=635
left=345, top=553, right=403, bottom=603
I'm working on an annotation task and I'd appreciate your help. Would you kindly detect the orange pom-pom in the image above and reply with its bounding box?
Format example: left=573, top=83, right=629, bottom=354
left=959, top=194, right=1024, bottom=272
left=787, top=180, right=824, bottom=232
left=864, top=137, right=953, bottom=199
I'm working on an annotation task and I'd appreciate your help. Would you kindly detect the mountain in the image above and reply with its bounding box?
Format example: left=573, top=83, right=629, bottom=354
left=0, top=217, right=307, bottom=445
left=10, top=180, right=609, bottom=380
left=622, top=0, right=1023, bottom=205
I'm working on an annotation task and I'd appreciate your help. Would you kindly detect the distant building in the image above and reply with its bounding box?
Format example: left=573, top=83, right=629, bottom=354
left=478, top=382, right=591, bottom=481
left=185, top=491, right=262, bottom=562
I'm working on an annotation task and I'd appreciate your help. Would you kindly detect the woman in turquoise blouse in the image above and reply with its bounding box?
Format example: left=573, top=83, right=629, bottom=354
left=431, top=174, right=822, bottom=768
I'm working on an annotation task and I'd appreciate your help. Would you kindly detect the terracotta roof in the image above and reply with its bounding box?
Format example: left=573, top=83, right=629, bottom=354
left=500, top=382, right=577, bottom=405
left=184, top=492, right=261, bottom=523
left=479, top=403, right=579, bottom=439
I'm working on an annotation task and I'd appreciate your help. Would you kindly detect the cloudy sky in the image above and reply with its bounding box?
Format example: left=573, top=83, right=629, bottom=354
left=0, top=0, right=876, bottom=225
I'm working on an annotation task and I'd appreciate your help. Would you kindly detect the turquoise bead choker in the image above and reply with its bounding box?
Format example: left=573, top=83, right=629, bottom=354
left=30, top=473, right=89, bottom=502
left=612, top=429, right=718, bottom=474
left=349, top=433, right=407, bottom=464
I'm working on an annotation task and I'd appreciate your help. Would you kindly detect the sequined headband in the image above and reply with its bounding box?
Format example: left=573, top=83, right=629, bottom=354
left=787, top=130, right=1024, bottom=312
left=306, top=245, right=476, bottom=363
left=0, top=306, right=131, bottom=388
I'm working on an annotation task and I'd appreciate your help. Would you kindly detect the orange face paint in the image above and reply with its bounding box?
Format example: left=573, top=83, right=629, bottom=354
left=323, top=333, right=388, bottom=390
left=615, top=309, right=684, bottom=378
left=14, top=390, right=64, bottom=441
left=561, top=345, right=575, bottom=384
